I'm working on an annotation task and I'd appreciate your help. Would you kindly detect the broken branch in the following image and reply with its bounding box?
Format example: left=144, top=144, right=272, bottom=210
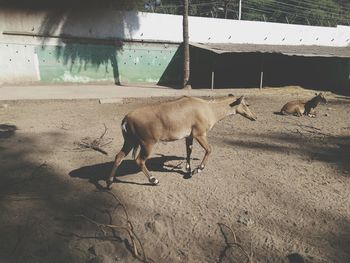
left=74, top=124, right=112, bottom=155
left=74, top=191, right=153, bottom=263
left=218, top=223, right=254, bottom=263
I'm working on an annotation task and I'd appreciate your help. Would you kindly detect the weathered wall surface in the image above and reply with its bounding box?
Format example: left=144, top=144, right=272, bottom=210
left=34, top=42, right=182, bottom=84
left=0, top=8, right=182, bottom=85
left=0, top=7, right=349, bottom=85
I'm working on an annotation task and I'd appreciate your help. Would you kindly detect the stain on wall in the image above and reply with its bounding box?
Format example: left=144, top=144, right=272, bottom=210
left=34, top=42, right=182, bottom=85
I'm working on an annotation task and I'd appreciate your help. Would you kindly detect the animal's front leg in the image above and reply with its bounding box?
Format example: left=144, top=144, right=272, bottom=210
left=307, top=108, right=317, bottom=118
left=192, top=135, right=211, bottom=175
left=185, top=137, right=193, bottom=174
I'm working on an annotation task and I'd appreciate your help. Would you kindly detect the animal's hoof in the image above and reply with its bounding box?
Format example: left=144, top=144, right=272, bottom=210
left=149, top=176, right=159, bottom=185
left=106, top=180, right=113, bottom=190
left=191, top=167, right=202, bottom=175
left=106, top=178, right=114, bottom=190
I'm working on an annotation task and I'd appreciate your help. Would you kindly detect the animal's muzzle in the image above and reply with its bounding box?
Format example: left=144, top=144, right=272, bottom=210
left=248, top=114, right=257, bottom=121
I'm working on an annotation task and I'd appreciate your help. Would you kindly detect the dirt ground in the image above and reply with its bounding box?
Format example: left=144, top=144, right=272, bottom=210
left=0, top=87, right=349, bottom=263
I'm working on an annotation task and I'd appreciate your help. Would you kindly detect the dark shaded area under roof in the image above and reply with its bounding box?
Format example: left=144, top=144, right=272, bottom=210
left=189, top=43, right=350, bottom=94
left=190, top=42, right=350, bottom=58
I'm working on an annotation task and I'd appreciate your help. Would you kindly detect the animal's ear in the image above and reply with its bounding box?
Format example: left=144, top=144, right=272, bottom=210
left=229, top=96, right=244, bottom=107
left=238, top=96, right=244, bottom=103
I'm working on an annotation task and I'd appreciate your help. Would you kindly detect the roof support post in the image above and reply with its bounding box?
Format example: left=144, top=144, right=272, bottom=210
left=260, top=54, right=264, bottom=90
left=211, top=52, right=216, bottom=90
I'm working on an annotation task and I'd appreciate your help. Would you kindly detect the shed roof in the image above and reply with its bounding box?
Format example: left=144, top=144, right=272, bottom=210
left=190, top=42, right=350, bottom=58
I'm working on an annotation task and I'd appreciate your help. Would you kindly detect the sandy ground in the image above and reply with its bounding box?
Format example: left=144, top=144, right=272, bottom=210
left=0, top=87, right=349, bottom=263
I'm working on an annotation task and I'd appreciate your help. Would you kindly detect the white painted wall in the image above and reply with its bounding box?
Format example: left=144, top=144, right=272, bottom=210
left=1, top=8, right=349, bottom=46
left=132, top=13, right=350, bottom=47
left=0, top=8, right=349, bottom=84
left=190, top=18, right=350, bottom=46
left=0, top=43, right=39, bottom=83
left=114, top=12, right=350, bottom=47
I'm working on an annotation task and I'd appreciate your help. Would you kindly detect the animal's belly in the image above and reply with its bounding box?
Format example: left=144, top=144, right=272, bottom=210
left=283, top=104, right=305, bottom=114
left=293, top=106, right=305, bottom=114
left=160, top=129, right=191, bottom=142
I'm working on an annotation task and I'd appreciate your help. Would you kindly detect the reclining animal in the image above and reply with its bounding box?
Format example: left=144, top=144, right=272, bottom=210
left=280, top=92, right=327, bottom=117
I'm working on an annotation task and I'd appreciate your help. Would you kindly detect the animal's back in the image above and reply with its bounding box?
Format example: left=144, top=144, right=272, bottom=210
left=280, top=99, right=306, bottom=115
left=128, top=96, right=207, bottom=121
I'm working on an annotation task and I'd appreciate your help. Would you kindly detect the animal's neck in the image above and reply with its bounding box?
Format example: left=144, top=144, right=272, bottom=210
left=208, top=98, right=235, bottom=123
left=306, top=96, right=321, bottom=108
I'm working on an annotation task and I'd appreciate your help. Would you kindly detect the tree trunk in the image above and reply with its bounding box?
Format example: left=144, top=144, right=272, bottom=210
left=224, top=0, right=229, bottom=19
left=182, top=0, right=191, bottom=89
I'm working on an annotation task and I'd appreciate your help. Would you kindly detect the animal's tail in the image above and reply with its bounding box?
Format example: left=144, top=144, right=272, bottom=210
left=132, top=144, right=140, bottom=159
left=121, top=117, right=140, bottom=159
left=274, top=111, right=288, bottom=115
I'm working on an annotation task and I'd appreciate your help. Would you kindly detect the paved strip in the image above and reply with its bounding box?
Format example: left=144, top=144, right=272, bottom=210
left=0, top=85, right=215, bottom=101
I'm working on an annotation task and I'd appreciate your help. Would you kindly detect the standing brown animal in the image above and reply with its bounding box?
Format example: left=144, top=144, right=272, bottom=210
left=107, top=95, right=257, bottom=188
left=280, top=92, right=327, bottom=117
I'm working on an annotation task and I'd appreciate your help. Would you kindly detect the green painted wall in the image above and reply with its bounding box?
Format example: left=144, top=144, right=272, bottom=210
left=118, top=43, right=182, bottom=84
left=36, top=42, right=182, bottom=85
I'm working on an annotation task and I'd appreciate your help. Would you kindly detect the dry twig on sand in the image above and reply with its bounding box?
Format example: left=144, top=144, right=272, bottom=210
left=75, top=191, right=153, bottom=263
left=74, top=124, right=112, bottom=155
left=285, top=126, right=332, bottom=138
left=57, top=121, right=70, bottom=131
left=218, top=223, right=254, bottom=263
left=282, top=118, right=332, bottom=138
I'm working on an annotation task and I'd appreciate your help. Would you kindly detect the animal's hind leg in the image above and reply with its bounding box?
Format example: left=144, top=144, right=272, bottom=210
left=185, top=137, right=193, bottom=174
left=107, top=139, right=133, bottom=189
left=192, top=135, right=211, bottom=175
left=295, top=108, right=303, bottom=117
left=135, top=143, right=159, bottom=185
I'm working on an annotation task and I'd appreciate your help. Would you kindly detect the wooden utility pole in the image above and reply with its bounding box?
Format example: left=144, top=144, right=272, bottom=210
left=238, top=0, right=242, bottom=20
left=182, top=0, right=191, bottom=89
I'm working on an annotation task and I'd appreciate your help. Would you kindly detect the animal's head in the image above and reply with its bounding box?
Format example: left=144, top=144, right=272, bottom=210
left=229, top=95, right=257, bottom=121
left=315, top=92, right=327, bottom=104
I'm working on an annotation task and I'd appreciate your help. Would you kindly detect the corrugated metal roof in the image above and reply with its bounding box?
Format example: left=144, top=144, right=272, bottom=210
left=190, top=42, right=350, bottom=58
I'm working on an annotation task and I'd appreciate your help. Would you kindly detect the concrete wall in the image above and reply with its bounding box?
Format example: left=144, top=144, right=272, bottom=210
left=0, top=7, right=349, bottom=85
left=130, top=13, right=350, bottom=47
left=2, top=8, right=349, bottom=46
left=0, top=8, right=183, bottom=84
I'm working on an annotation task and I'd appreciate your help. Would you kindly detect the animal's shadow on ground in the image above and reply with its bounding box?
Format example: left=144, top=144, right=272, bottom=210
left=69, top=154, right=198, bottom=189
